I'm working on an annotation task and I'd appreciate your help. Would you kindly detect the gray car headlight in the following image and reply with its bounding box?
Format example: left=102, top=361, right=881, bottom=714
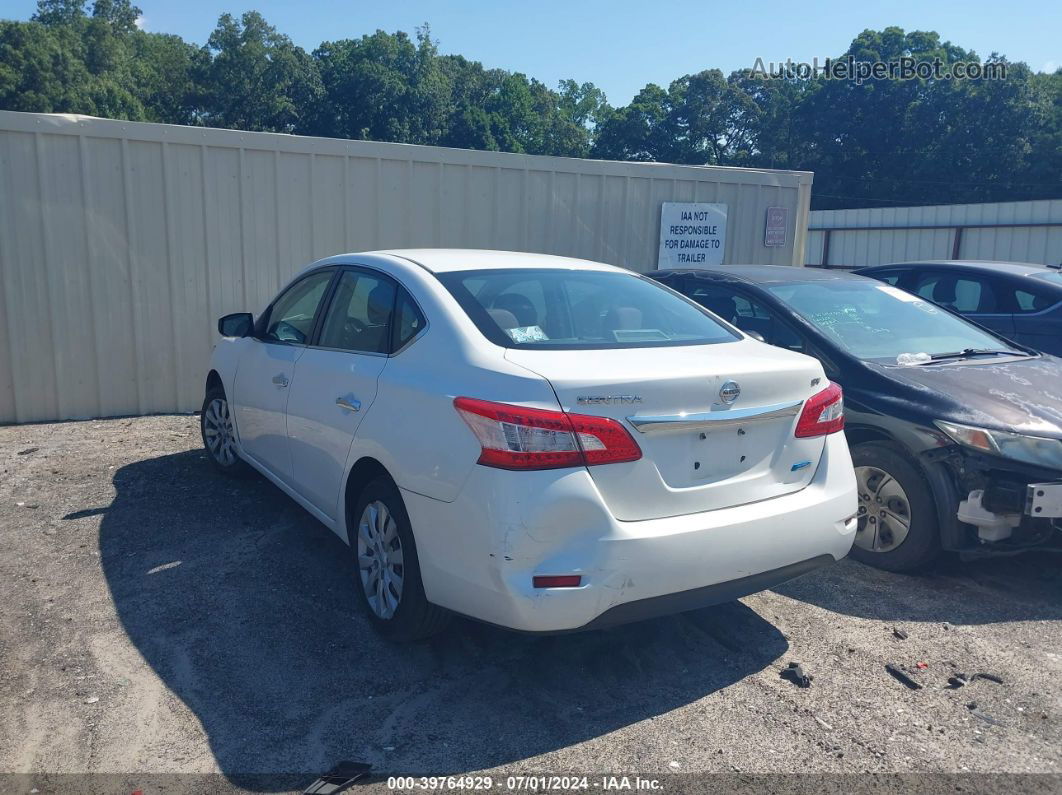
left=935, top=420, right=1062, bottom=471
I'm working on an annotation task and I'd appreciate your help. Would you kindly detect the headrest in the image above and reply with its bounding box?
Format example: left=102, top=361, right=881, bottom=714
left=604, top=306, right=643, bottom=330
left=492, top=293, right=536, bottom=326
left=932, top=279, right=957, bottom=304
left=367, top=283, right=395, bottom=325
left=487, top=308, right=519, bottom=330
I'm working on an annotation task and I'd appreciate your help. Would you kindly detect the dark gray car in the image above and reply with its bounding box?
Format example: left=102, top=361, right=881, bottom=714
left=856, top=260, right=1062, bottom=356
left=653, top=265, right=1062, bottom=572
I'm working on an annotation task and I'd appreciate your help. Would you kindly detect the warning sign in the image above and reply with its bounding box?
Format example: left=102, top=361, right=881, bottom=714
left=764, top=207, right=788, bottom=247
left=657, top=202, right=727, bottom=268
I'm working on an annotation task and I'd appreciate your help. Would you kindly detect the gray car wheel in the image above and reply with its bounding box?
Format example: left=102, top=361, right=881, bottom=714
left=200, top=388, right=248, bottom=475
left=848, top=442, right=940, bottom=572
left=349, top=476, right=450, bottom=641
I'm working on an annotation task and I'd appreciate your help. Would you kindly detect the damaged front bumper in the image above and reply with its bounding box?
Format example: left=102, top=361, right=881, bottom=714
left=924, top=446, right=1062, bottom=553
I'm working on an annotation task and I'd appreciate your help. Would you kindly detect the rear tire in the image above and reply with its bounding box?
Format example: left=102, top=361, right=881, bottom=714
left=349, top=476, right=450, bottom=641
left=849, top=442, right=940, bottom=572
left=200, top=387, right=249, bottom=476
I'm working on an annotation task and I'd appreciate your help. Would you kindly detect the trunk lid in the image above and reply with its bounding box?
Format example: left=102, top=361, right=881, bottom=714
left=506, top=340, right=829, bottom=521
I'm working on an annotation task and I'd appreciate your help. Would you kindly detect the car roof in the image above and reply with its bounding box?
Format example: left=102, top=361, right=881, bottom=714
left=368, top=249, right=620, bottom=274
left=863, top=260, right=1058, bottom=278
left=655, top=264, right=872, bottom=285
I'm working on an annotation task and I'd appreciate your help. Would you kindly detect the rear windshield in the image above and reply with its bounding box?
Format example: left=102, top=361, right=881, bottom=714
left=438, top=268, right=739, bottom=349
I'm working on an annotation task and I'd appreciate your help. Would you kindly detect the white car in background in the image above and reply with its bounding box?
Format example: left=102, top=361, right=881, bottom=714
left=202, top=250, right=858, bottom=640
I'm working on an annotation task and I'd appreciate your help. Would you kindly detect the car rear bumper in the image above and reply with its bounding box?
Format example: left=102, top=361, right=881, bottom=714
left=403, top=432, right=858, bottom=633
left=577, top=554, right=835, bottom=632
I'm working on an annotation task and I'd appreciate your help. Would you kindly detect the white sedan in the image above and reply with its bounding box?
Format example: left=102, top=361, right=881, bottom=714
left=202, top=250, right=858, bottom=640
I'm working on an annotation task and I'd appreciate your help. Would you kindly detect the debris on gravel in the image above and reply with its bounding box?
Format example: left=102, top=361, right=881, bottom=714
left=780, top=661, right=813, bottom=688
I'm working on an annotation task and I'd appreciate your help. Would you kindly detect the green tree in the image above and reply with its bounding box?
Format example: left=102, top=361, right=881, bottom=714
left=201, top=11, right=321, bottom=133
left=31, top=0, right=85, bottom=26
left=90, top=0, right=140, bottom=33
left=311, top=26, right=450, bottom=143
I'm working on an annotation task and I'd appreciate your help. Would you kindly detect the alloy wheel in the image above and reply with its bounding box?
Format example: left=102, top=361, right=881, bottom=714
left=854, top=465, right=912, bottom=553
left=203, top=398, right=238, bottom=467
left=357, top=500, right=405, bottom=619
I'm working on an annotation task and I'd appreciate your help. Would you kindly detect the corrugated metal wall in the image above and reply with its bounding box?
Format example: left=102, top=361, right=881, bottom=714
left=0, top=111, right=812, bottom=423
left=806, top=200, right=1062, bottom=267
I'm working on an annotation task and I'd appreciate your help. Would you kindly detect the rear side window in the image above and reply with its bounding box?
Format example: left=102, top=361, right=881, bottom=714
left=1011, top=284, right=1061, bottom=313
left=393, top=290, right=426, bottom=350
left=318, top=271, right=396, bottom=354
left=913, top=272, right=999, bottom=313
left=439, top=268, right=737, bottom=349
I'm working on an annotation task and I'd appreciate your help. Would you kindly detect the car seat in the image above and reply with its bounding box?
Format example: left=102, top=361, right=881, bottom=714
left=931, top=278, right=958, bottom=310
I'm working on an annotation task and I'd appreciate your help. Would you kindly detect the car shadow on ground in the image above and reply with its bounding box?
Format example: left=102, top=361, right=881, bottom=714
left=775, top=550, right=1062, bottom=625
left=95, top=450, right=788, bottom=790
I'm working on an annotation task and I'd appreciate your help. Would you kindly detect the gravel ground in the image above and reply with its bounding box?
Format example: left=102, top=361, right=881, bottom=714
left=1, top=415, right=1060, bottom=792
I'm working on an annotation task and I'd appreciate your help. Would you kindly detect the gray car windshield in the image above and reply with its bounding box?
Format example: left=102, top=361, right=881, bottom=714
left=766, top=280, right=1018, bottom=363
left=439, top=268, right=738, bottom=349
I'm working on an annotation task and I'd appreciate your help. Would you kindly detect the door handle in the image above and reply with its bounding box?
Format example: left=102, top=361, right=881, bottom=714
left=336, top=395, right=361, bottom=412
left=272, top=373, right=289, bottom=388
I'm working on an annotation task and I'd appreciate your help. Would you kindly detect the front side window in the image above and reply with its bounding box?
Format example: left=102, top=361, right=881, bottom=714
left=439, top=268, right=738, bottom=349
left=318, top=271, right=396, bottom=354
left=262, top=271, right=333, bottom=344
left=686, top=283, right=805, bottom=352
left=767, top=280, right=1014, bottom=363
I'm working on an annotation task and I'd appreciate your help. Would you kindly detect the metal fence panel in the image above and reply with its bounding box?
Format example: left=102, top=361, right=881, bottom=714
left=807, top=200, right=1062, bottom=268
left=0, top=111, right=812, bottom=422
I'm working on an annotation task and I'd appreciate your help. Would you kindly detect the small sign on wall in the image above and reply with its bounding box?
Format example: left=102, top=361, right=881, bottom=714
left=657, top=202, right=727, bottom=268
left=764, top=206, right=788, bottom=247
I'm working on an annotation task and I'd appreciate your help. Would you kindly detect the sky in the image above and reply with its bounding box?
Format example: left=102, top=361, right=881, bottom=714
left=4, top=0, right=1060, bottom=105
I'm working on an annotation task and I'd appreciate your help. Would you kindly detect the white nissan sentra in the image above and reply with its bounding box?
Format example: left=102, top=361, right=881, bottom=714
left=202, top=250, right=858, bottom=640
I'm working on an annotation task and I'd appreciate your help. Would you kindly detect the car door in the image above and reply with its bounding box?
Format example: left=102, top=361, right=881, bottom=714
left=285, top=268, right=425, bottom=520
left=1005, top=279, right=1062, bottom=355
left=910, top=270, right=1015, bottom=338
left=231, top=269, right=335, bottom=483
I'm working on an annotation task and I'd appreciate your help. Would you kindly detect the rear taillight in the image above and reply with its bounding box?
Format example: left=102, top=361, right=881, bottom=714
left=453, top=397, right=642, bottom=471
left=795, top=382, right=845, bottom=438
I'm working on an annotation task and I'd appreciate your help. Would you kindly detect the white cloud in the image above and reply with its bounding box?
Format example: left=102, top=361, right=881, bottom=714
left=1042, top=61, right=1058, bottom=73
left=134, top=15, right=146, bottom=30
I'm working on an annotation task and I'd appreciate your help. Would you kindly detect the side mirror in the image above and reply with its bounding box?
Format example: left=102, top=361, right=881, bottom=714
left=218, top=312, right=254, bottom=338
left=745, top=330, right=766, bottom=343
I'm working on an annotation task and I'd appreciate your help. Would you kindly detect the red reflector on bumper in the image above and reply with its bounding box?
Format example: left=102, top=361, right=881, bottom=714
left=532, top=575, right=582, bottom=588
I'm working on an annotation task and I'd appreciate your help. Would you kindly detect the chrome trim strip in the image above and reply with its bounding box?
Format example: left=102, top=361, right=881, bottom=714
left=626, top=399, right=804, bottom=434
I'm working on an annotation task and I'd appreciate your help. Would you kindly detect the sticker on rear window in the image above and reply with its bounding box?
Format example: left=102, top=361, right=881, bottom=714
left=507, top=325, right=549, bottom=343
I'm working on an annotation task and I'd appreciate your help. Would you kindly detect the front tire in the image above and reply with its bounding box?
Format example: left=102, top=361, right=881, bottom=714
left=350, top=476, right=449, bottom=641
left=200, top=388, right=249, bottom=476
left=849, top=442, right=940, bottom=572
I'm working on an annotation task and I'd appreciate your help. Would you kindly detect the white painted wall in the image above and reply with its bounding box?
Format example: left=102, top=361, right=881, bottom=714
left=0, top=111, right=812, bottom=423
left=807, top=200, right=1062, bottom=268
